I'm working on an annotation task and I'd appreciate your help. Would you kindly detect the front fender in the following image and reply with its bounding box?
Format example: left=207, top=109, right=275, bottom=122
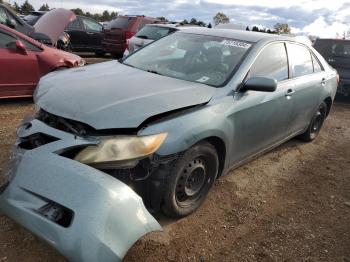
left=139, top=98, right=233, bottom=158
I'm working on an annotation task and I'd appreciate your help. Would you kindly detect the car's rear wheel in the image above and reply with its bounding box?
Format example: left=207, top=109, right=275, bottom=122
left=299, top=102, right=327, bottom=142
left=162, top=142, right=219, bottom=217
left=95, top=51, right=106, bottom=57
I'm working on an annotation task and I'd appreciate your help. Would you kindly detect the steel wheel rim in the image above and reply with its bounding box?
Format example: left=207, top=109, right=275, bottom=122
left=175, top=158, right=209, bottom=206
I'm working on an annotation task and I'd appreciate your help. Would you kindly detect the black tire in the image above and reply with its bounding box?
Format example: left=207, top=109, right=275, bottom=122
left=95, top=51, right=106, bottom=57
left=299, top=102, right=327, bottom=142
left=162, top=142, right=219, bottom=217
left=111, top=52, right=122, bottom=59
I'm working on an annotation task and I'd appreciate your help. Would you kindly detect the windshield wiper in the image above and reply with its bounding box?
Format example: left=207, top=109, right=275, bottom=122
left=137, top=35, right=149, bottom=39
left=146, top=69, right=163, bottom=75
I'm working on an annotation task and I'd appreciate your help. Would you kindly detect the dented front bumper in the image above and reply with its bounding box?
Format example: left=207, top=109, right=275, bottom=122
left=0, top=119, right=161, bottom=262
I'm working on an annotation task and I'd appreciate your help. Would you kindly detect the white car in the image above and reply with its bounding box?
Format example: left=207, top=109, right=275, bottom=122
left=123, top=23, right=192, bottom=56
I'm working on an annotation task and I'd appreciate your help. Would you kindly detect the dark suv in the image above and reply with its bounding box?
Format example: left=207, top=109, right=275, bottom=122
left=314, top=38, right=349, bottom=96
left=65, top=15, right=104, bottom=56
left=102, top=15, right=158, bottom=58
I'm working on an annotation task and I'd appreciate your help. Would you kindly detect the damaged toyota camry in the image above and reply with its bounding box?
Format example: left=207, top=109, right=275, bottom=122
left=0, top=28, right=338, bottom=261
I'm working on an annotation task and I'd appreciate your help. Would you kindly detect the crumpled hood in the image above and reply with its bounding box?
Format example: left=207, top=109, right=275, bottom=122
left=35, top=61, right=215, bottom=130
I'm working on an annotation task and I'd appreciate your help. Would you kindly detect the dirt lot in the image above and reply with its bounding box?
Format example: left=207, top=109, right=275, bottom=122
left=0, top=57, right=349, bottom=261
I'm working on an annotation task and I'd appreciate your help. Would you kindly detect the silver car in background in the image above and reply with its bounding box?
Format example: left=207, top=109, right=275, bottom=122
left=124, top=23, right=191, bottom=56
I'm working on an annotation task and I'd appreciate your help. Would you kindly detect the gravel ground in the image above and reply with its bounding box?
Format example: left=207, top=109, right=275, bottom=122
left=0, top=56, right=349, bottom=261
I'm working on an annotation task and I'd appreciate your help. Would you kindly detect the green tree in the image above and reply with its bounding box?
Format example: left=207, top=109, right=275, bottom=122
left=71, top=8, right=84, bottom=16
left=38, top=3, right=50, bottom=11
left=101, top=10, right=110, bottom=21
left=156, top=16, right=168, bottom=22
left=246, top=26, right=250, bottom=31
left=110, top=11, right=117, bottom=20
left=273, top=23, right=291, bottom=34
left=20, top=0, right=35, bottom=15
left=213, top=12, right=229, bottom=26
left=13, top=2, right=21, bottom=13
left=252, top=26, right=259, bottom=32
left=207, top=23, right=212, bottom=28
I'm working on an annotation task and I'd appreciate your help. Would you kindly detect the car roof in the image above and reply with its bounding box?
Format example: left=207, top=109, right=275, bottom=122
left=29, top=11, right=46, bottom=15
left=179, top=28, right=297, bottom=43
left=146, top=23, right=201, bottom=30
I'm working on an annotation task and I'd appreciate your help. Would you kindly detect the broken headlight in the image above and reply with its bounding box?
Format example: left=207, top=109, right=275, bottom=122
left=74, top=133, right=167, bottom=167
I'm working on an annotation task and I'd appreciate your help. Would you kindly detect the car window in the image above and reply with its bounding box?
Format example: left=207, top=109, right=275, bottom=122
left=136, top=26, right=176, bottom=40
left=312, top=54, right=323, bottom=73
left=0, top=31, right=16, bottom=48
left=66, top=18, right=81, bottom=30
left=82, top=18, right=102, bottom=32
left=288, top=43, right=314, bottom=78
left=0, top=7, right=9, bottom=24
left=123, top=32, right=252, bottom=87
left=20, top=38, right=41, bottom=52
left=23, top=14, right=41, bottom=26
left=249, top=42, right=288, bottom=82
left=314, top=40, right=350, bottom=60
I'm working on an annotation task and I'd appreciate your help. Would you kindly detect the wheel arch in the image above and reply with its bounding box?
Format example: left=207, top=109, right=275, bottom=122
left=323, top=96, right=333, bottom=117
left=202, top=136, right=226, bottom=178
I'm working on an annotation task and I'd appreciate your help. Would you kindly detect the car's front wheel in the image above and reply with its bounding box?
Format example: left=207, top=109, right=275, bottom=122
left=162, top=142, right=219, bottom=217
left=299, top=102, right=327, bottom=142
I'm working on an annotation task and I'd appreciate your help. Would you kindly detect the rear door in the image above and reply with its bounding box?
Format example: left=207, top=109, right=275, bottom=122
left=230, top=42, right=294, bottom=164
left=0, top=30, right=39, bottom=97
left=65, top=17, right=85, bottom=50
left=285, top=43, right=324, bottom=134
left=80, top=17, right=103, bottom=50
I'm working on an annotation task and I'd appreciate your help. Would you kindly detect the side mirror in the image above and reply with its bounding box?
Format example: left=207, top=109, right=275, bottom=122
left=15, top=40, right=27, bottom=54
left=6, top=18, right=16, bottom=29
left=242, top=77, right=277, bottom=92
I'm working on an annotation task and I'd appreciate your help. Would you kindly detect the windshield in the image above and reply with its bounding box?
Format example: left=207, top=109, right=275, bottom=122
left=23, top=14, right=41, bottom=25
left=123, top=32, right=252, bottom=87
left=314, top=39, right=350, bottom=59
left=136, top=25, right=176, bottom=40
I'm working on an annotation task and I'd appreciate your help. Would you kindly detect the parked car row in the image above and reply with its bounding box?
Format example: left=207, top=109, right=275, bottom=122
left=0, top=7, right=85, bottom=98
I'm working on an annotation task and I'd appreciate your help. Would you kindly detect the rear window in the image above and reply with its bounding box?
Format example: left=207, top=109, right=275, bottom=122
left=314, top=40, right=350, bottom=59
left=287, top=43, right=314, bottom=77
left=106, top=17, right=135, bottom=29
left=23, top=14, right=41, bottom=25
left=135, top=25, right=176, bottom=40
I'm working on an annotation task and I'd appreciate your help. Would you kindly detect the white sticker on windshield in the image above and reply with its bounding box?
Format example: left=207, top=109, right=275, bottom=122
left=221, top=40, right=251, bottom=49
left=196, top=76, right=210, bottom=83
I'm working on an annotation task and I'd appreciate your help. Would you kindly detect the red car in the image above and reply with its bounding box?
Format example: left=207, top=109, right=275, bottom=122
left=102, top=15, right=159, bottom=58
left=0, top=24, right=85, bottom=99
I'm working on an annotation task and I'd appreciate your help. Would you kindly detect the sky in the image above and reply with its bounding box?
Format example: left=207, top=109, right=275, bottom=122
left=13, top=0, right=350, bottom=37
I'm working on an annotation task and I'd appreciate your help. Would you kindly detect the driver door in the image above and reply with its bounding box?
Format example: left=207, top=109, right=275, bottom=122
left=229, top=42, right=295, bottom=165
left=80, top=17, right=103, bottom=50
left=0, top=30, right=39, bottom=97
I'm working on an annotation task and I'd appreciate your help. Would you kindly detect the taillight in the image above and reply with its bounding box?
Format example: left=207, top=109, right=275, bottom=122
left=337, top=73, right=340, bottom=84
left=126, top=39, right=130, bottom=50
left=125, top=31, right=135, bottom=40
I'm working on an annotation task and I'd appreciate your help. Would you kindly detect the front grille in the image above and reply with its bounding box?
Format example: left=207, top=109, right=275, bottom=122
left=37, top=110, right=94, bottom=136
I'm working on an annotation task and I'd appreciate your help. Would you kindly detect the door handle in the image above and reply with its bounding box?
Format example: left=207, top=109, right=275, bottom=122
left=321, top=78, right=326, bottom=85
left=285, top=89, right=295, bottom=97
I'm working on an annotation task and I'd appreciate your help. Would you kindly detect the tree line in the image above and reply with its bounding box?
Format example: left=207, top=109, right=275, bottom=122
left=4, top=0, right=118, bottom=22
left=1, top=0, right=291, bottom=33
